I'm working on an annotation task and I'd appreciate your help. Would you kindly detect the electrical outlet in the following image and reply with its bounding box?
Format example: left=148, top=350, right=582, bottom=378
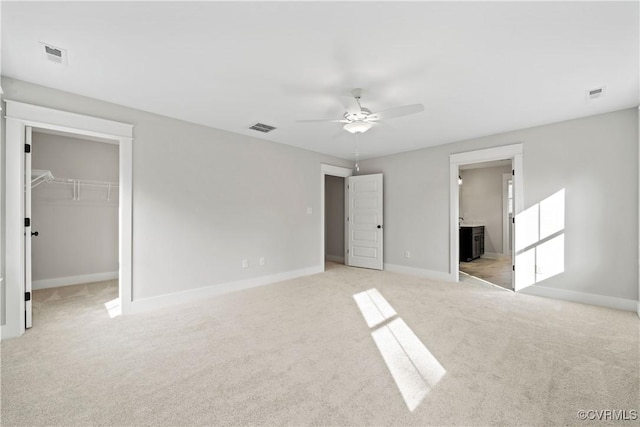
left=405, top=250, right=411, bottom=259
left=242, top=259, right=249, bottom=269
left=535, top=265, right=542, bottom=274
left=259, top=257, right=265, bottom=266
left=307, top=207, right=313, bottom=215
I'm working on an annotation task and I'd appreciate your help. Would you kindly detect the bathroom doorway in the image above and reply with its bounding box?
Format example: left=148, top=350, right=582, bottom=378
left=458, top=160, right=513, bottom=290
left=449, top=143, right=523, bottom=291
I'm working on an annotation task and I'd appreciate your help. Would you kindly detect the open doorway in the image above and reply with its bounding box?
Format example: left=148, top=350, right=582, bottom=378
left=320, top=164, right=352, bottom=272
left=449, top=143, right=523, bottom=291
left=320, top=164, right=384, bottom=272
left=4, top=100, right=132, bottom=339
left=324, top=175, right=345, bottom=266
left=30, top=129, right=120, bottom=324
left=458, top=160, right=513, bottom=290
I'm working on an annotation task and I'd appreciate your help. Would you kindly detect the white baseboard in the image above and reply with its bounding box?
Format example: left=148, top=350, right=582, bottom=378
left=32, top=271, right=119, bottom=290
left=481, top=252, right=508, bottom=260
left=325, top=255, right=345, bottom=263
left=520, top=285, right=637, bottom=312
left=129, top=265, right=324, bottom=314
left=384, top=263, right=453, bottom=282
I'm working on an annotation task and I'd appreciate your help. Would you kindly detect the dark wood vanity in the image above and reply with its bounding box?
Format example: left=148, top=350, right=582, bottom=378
left=460, top=225, right=485, bottom=262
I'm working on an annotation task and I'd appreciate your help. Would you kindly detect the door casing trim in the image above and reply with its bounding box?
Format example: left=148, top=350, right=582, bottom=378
left=3, top=100, right=133, bottom=339
left=449, top=143, right=524, bottom=284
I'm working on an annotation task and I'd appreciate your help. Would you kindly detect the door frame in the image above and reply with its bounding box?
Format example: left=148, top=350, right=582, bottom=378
left=502, top=172, right=513, bottom=257
left=346, top=173, right=384, bottom=270
left=449, top=144, right=523, bottom=284
left=3, top=100, right=133, bottom=339
left=320, top=164, right=353, bottom=270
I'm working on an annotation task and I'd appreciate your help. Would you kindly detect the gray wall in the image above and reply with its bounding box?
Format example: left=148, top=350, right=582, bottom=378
left=324, top=175, right=344, bottom=261
left=31, top=132, right=119, bottom=284
left=1, top=82, right=5, bottom=325
left=359, top=108, right=638, bottom=301
left=460, top=165, right=512, bottom=255
left=1, top=77, right=352, bottom=303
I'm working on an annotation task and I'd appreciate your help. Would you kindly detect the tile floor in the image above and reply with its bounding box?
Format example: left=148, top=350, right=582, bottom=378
left=459, top=256, right=512, bottom=290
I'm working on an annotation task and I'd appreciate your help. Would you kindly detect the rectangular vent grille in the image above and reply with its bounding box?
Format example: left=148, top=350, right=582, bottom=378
left=41, top=42, right=67, bottom=65
left=587, top=86, right=606, bottom=100
left=45, top=46, right=62, bottom=57
left=249, top=123, right=276, bottom=133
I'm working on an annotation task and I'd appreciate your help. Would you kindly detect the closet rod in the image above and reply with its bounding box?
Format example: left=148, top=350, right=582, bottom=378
left=31, top=169, right=118, bottom=189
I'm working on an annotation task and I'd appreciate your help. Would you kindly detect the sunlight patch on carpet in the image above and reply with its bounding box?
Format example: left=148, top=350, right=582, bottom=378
left=354, top=288, right=445, bottom=411
left=353, top=288, right=397, bottom=328
left=104, top=298, right=121, bottom=318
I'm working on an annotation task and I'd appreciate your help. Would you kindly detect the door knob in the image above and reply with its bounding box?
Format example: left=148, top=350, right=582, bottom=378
left=31, top=231, right=39, bottom=237
left=377, top=225, right=382, bottom=229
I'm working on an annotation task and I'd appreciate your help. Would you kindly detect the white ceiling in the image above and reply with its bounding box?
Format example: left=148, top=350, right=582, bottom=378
left=2, top=1, right=638, bottom=160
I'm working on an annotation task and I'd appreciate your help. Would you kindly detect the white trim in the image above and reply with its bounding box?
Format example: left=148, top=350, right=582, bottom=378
left=450, top=144, right=523, bottom=165
left=450, top=144, right=523, bottom=286
left=32, top=272, right=119, bottom=290
left=320, top=164, right=353, bottom=272
left=502, top=172, right=512, bottom=257
left=325, top=255, right=345, bottom=263
left=321, top=164, right=353, bottom=177
left=3, top=100, right=133, bottom=339
left=4, top=100, right=132, bottom=138
left=384, top=263, right=453, bottom=282
left=129, top=265, right=323, bottom=314
left=520, top=285, right=637, bottom=312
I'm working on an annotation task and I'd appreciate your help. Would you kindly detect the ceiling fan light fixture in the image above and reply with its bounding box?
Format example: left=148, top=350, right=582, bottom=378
left=343, top=121, right=373, bottom=134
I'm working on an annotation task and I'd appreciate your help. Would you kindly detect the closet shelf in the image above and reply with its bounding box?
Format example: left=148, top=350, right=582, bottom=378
left=31, top=169, right=54, bottom=188
left=30, top=169, right=118, bottom=201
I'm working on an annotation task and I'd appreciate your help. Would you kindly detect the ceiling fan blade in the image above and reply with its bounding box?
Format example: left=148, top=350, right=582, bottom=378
left=296, top=119, right=348, bottom=123
left=339, top=96, right=362, bottom=115
left=368, top=104, right=424, bottom=120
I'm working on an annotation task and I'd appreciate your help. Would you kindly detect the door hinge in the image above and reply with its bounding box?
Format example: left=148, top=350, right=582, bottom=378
left=347, top=216, right=349, bottom=222
left=25, top=218, right=31, bottom=227
left=25, top=144, right=31, bottom=153
left=512, top=265, right=515, bottom=271
left=347, top=185, right=349, bottom=190
left=512, top=169, right=514, bottom=176
left=347, top=249, right=349, bottom=254
left=25, top=291, right=31, bottom=302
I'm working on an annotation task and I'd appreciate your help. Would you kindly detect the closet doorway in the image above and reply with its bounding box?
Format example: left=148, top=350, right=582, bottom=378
left=4, top=100, right=132, bottom=339
left=324, top=175, right=346, bottom=266
left=320, top=164, right=352, bottom=271
left=29, top=129, right=121, bottom=325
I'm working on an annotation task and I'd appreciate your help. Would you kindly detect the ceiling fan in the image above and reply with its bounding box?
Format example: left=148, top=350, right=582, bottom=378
left=297, top=88, right=424, bottom=134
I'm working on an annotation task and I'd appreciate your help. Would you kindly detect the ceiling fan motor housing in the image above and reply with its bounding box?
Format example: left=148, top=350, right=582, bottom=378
left=344, top=107, right=372, bottom=122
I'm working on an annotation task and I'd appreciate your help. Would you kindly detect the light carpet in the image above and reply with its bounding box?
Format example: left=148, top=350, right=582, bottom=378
left=1, top=263, right=638, bottom=426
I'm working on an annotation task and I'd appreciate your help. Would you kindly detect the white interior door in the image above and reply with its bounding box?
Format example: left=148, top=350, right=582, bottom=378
left=25, top=126, right=33, bottom=328
left=347, top=173, right=383, bottom=270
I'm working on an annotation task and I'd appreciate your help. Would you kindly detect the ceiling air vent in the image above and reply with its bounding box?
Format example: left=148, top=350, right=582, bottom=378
left=249, top=123, right=277, bottom=133
left=587, top=86, right=606, bottom=100
left=41, top=42, right=68, bottom=65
